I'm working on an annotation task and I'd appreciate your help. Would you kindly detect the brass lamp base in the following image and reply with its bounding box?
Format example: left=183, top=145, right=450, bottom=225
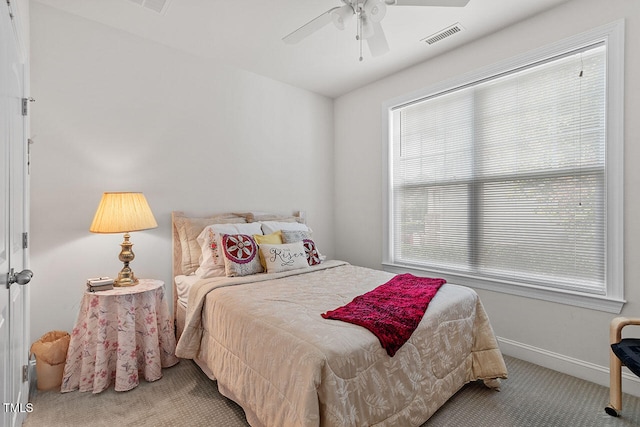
left=114, top=232, right=139, bottom=287
left=114, top=266, right=139, bottom=287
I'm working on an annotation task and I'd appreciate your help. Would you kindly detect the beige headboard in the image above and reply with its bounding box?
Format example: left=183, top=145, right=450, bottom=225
left=171, top=210, right=305, bottom=329
left=171, top=211, right=247, bottom=320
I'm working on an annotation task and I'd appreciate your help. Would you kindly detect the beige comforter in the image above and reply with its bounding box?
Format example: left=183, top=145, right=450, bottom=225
left=176, top=261, right=507, bottom=427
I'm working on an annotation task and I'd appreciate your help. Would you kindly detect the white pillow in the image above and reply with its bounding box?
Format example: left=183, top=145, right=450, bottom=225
left=196, top=222, right=263, bottom=278
left=260, top=221, right=311, bottom=235
left=174, top=274, right=200, bottom=307
left=259, top=242, right=309, bottom=273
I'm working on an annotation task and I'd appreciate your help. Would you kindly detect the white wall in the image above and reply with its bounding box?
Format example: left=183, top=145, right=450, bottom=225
left=28, top=3, right=335, bottom=340
left=334, top=0, right=640, bottom=391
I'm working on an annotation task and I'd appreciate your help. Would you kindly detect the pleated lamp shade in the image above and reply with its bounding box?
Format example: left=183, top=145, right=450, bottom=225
left=90, top=192, right=158, bottom=233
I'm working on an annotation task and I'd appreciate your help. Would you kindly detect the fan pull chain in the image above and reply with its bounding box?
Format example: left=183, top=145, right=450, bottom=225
left=357, top=6, right=363, bottom=61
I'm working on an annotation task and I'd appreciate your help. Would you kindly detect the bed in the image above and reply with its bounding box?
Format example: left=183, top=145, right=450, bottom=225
left=171, top=211, right=508, bottom=427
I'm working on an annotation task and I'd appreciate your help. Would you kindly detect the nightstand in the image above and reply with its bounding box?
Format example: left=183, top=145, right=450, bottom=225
left=61, top=279, right=179, bottom=393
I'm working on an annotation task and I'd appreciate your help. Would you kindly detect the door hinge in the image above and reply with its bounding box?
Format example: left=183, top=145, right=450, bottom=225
left=22, top=364, right=28, bottom=382
left=21, top=97, right=34, bottom=116
left=22, top=232, right=28, bottom=249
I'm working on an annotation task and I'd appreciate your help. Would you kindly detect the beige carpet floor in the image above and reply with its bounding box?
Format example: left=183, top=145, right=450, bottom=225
left=22, top=355, right=640, bottom=427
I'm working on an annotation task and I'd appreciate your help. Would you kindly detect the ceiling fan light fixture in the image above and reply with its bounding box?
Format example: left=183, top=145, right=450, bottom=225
left=331, top=5, right=354, bottom=30
left=364, top=0, right=387, bottom=22
left=283, top=0, right=471, bottom=58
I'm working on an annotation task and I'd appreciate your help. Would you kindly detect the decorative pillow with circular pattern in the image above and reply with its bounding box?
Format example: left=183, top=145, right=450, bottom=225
left=221, top=234, right=263, bottom=276
left=303, top=239, right=321, bottom=266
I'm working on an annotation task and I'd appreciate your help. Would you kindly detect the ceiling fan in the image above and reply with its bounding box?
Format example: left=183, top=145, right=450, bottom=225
left=282, top=0, right=471, bottom=61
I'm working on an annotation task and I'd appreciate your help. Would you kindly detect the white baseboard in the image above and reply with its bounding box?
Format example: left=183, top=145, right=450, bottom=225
left=497, top=336, right=640, bottom=398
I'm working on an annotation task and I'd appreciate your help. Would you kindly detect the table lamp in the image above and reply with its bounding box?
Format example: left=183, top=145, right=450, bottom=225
left=89, top=192, right=158, bottom=287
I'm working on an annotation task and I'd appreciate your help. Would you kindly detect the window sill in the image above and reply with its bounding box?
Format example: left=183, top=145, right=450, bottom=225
left=382, top=262, right=625, bottom=314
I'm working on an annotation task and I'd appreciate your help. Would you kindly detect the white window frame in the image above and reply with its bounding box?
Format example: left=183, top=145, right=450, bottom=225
left=382, top=21, right=625, bottom=313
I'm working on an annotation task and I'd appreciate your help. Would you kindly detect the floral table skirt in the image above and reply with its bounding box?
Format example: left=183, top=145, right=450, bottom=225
left=61, top=279, right=179, bottom=393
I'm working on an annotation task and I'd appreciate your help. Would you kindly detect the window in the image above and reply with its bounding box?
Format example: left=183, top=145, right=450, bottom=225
left=383, top=22, right=624, bottom=313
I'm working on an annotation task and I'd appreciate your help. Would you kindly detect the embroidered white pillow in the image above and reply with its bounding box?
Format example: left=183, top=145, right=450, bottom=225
left=259, top=242, right=309, bottom=273
left=196, top=222, right=263, bottom=278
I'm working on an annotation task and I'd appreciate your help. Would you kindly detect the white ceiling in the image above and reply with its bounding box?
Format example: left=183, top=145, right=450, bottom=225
left=34, top=0, right=571, bottom=98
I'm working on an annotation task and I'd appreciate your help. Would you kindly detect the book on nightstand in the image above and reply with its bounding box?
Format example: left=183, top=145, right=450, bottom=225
left=86, top=277, right=114, bottom=292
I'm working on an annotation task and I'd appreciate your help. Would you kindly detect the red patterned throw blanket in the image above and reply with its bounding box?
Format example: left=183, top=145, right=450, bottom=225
left=321, top=274, right=446, bottom=356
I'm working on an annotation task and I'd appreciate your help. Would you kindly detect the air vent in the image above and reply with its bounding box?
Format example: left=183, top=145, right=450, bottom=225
left=127, top=0, right=172, bottom=15
left=421, top=23, right=464, bottom=45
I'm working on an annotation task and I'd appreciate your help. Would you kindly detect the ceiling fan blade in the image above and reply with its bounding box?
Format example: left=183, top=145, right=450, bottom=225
left=385, top=0, right=470, bottom=6
left=366, top=22, right=390, bottom=57
left=283, top=7, right=340, bottom=44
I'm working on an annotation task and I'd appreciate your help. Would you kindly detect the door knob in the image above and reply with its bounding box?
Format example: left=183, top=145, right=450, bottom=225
left=7, top=268, right=33, bottom=287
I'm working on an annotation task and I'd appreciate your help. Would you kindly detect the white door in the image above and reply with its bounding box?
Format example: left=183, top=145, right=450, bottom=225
left=1, top=1, right=31, bottom=426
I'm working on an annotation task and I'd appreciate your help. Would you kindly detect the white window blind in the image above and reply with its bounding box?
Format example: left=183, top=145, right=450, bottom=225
left=390, top=43, right=607, bottom=294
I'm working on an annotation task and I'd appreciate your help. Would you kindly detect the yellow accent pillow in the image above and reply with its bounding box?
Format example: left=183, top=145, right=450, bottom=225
left=254, top=231, right=283, bottom=269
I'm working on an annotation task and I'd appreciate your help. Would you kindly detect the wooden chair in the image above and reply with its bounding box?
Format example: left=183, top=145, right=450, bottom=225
left=605, top=317, right=640, bottom=417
